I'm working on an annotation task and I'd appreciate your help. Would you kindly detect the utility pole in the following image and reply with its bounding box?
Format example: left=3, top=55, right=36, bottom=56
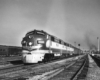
left=97, top=37, right=99, bottom=52
left=78, top=43, right=81, bottom=54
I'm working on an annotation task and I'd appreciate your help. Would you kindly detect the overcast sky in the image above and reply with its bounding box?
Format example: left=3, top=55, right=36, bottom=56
left=0, top=0, right=100, bottom=50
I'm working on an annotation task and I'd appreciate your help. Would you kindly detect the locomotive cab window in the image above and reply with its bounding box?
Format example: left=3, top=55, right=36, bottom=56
left=36, top=31, right=45, bottom=35
left=64, top=43, right=66, bottom=46
left=59, top=40, right=61, bottom=44
left=26, top=31, right=35, bottom=36
left=46, top=35, right=50, bottom=39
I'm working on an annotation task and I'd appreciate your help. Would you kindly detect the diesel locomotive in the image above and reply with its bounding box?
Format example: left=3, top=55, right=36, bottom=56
left=21, top=29, right=81, bottom=63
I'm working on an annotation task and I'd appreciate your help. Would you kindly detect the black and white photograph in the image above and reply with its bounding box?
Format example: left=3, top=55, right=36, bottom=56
left=0, top=0, right=100, bottom=80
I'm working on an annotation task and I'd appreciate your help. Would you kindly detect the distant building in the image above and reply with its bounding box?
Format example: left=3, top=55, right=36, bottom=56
left=0, top=45, right=22, bottom=56
left=0, top=45, right=8, bottom=56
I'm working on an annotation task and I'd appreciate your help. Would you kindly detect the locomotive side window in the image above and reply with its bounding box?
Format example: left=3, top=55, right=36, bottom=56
left=51, top=36, right=55, bottom=41
left=59, top=40, right=61, bottom=44
left=64, top=42, right=66, bottom=46
left=46, top=35, right=49, bottom=39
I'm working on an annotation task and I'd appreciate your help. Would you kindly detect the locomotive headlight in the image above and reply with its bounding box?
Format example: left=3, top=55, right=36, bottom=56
left=29, top=42, right=32, bottom=46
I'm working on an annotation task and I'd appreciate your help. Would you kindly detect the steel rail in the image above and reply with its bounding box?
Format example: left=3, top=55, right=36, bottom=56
left=71, top=57, right=88, bottom=80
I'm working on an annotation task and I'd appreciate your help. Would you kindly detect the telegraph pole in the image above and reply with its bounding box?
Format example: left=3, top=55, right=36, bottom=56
left=97, top=37, right=99, bottom=52
left=78, top=43, right=81, bottom=54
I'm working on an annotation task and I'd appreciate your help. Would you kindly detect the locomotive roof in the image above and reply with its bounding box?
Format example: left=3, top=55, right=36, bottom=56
left=26, top=29, right=47, bottom=35
left=26, top=29, right=56, bottom=38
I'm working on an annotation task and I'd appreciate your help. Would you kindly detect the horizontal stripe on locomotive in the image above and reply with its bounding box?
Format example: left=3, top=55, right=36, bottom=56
left=22, top=49, right=51, bottom=54
left=22, top=48, right=74, bottom=54
left=22, top=44, right=44, bottom=51
left=46, top=40, right=74, bottom=51
left=50, top=48, right=74, bottom=54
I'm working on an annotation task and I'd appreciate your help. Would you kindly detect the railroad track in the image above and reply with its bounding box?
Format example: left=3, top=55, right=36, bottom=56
left=0, top=61, right=10, bottom=65
left=0, top=55, right=85, bottom=80
left=91, top=55, right=100, bottom=67
left=0, top=56, right=22, bottom=66
left=48, top=55, right=89, bottom=80
left=22, top=55, right=88, bottom=80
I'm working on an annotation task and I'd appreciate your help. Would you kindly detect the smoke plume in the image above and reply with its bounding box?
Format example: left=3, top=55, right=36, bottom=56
left=85, top=31, right=97, bottom=51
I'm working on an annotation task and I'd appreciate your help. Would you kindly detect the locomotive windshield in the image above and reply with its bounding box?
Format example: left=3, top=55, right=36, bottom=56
left=26, top=31, right=35, bottom=36
left=26, top=30, right=45, bottom=36
left=36, top=31, right=45, bottom=35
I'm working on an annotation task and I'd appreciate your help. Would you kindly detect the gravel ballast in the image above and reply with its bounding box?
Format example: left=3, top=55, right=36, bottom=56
left=86, top=55, right=100, bottom=80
